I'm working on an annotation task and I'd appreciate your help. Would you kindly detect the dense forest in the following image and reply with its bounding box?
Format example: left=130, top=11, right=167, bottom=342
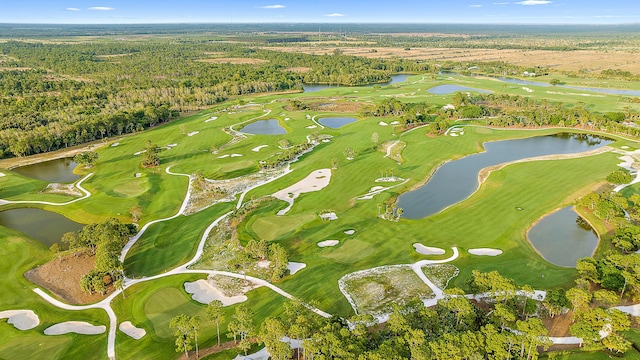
left=0, top=40, right=431, bottom=158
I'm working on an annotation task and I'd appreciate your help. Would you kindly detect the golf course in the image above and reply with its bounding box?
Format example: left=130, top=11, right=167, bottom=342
left=2, top=68, right=640, bottom=359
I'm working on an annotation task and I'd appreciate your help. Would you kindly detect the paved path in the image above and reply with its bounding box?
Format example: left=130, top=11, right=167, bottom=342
left=0, top=173, right=93, bottom=206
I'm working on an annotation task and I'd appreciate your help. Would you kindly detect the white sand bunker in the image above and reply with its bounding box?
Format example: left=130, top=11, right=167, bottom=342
left=322, top=139, right=331, bottom=143
left=0, top=310, right=39, bottom=330
left=318, top=240, right=339, bottom=247
left=119, top=321, right=146, bottom=340
left=44, top=321, right=106, bottom=335
left=111, top=142, right=120, bottom=147
left=167, top=143, right=177, bottom=148
left=615, top=304, right=640, bottom=317
left=205, top=116, right=218, bottom=122
left=0, top=172, right=5, bottom=177
left=468, top=248, right=503, bottom=256
left=273, top=169, right=332, bottom=215
left=187, top=131, right=200, bottom=137
left=319, top=212, right=338, bottom=221
left=622, top=146, right=630, bottom=149
left=133, top=150, right=146, bottom=156
left=306, top=125, right=317, bottom=129
left=231, top=154, right=243, bottom=157
left=344, top=230, right=355, bottom=235
left=522, top=87, right=533, bottom=93
left=413, top=244, right=445, bottom=255
left=233, top=347, right=269, bottom=360
left=378, top=121, right=388, bottom=126
left=256, top=260, right=270, bottom=269
left=252, top=145, right=268, bottom=152
left=287, top=262, right=306, bottom=275
left=184, top=279, right=248, bottom=306
left=217, top=154, right=230, bottom=158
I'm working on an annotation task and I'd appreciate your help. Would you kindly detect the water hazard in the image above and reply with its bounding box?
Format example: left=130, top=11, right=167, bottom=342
left=0, top=208, right=84, bottom=247
left=528, top=206, right=599, bottom=267
left=398, top=133, right=612, bottom=219
left=13, top=158, right=79, bottom=183
left=239, top=119, right=287, bottom=135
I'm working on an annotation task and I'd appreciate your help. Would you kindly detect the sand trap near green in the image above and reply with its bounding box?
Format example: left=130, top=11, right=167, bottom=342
left=252, top=214, right=315, bottom=240
left=273, top=169, right=332, bottom=215
left=44, top=321, right=106, bottom=335
left=184, top=279, right=249, bottom=306
left=119, top=321, right=146, bottom=340
left=0, top=310, right=39, bottom=330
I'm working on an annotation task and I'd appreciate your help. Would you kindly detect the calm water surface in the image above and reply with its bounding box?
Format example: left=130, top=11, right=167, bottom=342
left=239, top=119, right=287, bottom=135
left=303, top=74, right=410, bottom=92
left=317, top=117, right=357, bottom=129
left=0, top=208, right=84, bottom=247
left=13, top=158, right=79, bottom=183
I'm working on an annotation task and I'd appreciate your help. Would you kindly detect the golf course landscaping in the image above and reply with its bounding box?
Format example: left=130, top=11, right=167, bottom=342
left=2, top=71, right=640, bottom=359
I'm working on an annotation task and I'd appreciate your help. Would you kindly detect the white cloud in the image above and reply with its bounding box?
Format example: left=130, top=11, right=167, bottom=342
left=515, top=0, right=551, bottom=5
left=493, top=2, right=510, bottom=4
left=66, top=7, right=80, bottom=11
left=470, top=4, right=482, bottom=7
left=324, top=13, right=345, bottom=17
left=88, top=6, right=115, bottom=11
left=260, top=4, right=286, bottom=9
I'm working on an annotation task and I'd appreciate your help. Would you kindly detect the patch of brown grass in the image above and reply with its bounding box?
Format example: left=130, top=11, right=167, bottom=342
left=197, top=57, right=269, bottom=65
left=286, top=66, right=312, bottom=73
left=25, top=253, right=112, bottom=305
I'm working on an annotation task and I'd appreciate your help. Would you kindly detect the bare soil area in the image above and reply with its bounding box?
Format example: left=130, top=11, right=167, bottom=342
left=197, top=57, right=269, bottom=65
left=25, top=253, right=111, bottom=305
left=542, top=311, right=573, bottom=337
left=265, top=46, right=640, bottom=74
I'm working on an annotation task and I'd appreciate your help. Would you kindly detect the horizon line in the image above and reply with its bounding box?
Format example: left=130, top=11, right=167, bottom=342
left=2, top=21, right=640, bottom=26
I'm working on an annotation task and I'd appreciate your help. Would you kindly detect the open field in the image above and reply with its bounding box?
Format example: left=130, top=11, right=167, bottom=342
left=2, top=68, right=640, bottom=359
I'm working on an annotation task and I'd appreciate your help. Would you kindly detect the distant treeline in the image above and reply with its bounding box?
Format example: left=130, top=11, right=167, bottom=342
left=0, top=40, right=430, bottom=158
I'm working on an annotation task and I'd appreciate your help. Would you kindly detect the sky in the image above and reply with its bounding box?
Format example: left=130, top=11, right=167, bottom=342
left=1, top=0, right=639, bottom=25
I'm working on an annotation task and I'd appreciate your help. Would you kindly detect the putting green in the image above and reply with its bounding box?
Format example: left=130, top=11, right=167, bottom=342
left=321, top=239, right=375, bottom=265
left=143, top=287, right=204, bottom=338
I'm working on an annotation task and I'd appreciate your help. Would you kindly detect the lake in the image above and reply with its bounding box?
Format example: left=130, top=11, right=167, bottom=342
left=397, top=133, right=612, bottom=219
left=239, top=119, right=287, bottom=135
left=427, top=84, right=493, bottom=95
left=12, top=158, right=79, bottom=183
left=527, top=206, right=599, bottom=267
left=317, top=117, right=357, bottom=129
left=303, top=74, right=410, bottom=93
left=0, top=208, right=84, bottom=247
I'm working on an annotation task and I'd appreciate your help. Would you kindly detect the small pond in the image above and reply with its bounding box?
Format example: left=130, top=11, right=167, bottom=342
left=318, top=117, right=357, bottom=129
left=398, top=133, right=613, bottom=219
left=12, top=158, right=79, bottom=183
left=239, top=119, right=287, bottom=135
left=528, top=206, right=599, bottom=267
left=427, top=84, right=493, bottom=95
left=303, top=74, right=410, bottom=93
left=0, top=208, right=84, bottom=247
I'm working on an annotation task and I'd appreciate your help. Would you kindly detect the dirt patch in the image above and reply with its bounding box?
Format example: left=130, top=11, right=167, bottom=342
left=197, top=58, right=269, bottom=65
left=542, top=311, right=573, bottom=337
left=25, top=253, right=111, bottom=305
left=286, top=66, right=312, bottom=73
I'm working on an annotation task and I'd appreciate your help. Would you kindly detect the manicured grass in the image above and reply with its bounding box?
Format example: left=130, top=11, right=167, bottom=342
left=250, top=214, right=315, bottom=241
left=124, top=202, right=234, bottom=277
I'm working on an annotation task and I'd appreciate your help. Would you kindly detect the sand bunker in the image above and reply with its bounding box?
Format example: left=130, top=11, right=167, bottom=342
left=0, top=172, right=5, bottom=177
left=233, top=347, right=269, bottom=360
left=217, top=154, right=230, bottom=158
left=318, top=240, right=339, bottom=247
left=522, top=87, right=533, bottom=93
left=187, top=131, right=200, bottom=137
left=256, top=260, right=270, bottom=269
left=252, top=145, right=269, bottom=152
left=167, top=143, right=177, bottom=148
left=273, top=169, right=332, bottom=215
left=284, top=117, right=290, bottom=121
left=0, top=310, right=39, bottom=330
left=133, top=150, right=146, bottom=156
left=287, top=262, right=306, bottom=275
left=468, top=248, right=503, bottom=256
left=111, top=142, right=120, bottom=147
left=306, top=125, right=317, bottom=129
left=319, top=212, right=338, bottom=221
left=119, top=321, right=146, bottom=340
left=231, top=154, right=243, bottom=157
left=205, top=116, right=218, bottom=123
left=614, top=155, right=640, bottom=192
left=184, top=279, right=248, bottom=306
left=615, top=304, right=640, bottom=317
left=344, top=230, right=355, bottom=235
left=322, top=139, right=331, bottom=143
left=413, top=244, right=446, bottom=255
left=44, top=321, right=106, bottom=335
left=378, top=121, right=388, bottom=126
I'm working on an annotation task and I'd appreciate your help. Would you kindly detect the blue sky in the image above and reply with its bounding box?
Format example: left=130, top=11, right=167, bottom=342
left=1, top=0, right=639, bottom=24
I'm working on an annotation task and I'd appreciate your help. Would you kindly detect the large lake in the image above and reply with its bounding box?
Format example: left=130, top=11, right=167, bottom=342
left=13, top=158, right=79, bottom=183
left=397, top=133, right=612, bottom=219
left=239, top=119, right=287, bottom=135
left=303, top=74, right=410, bottom=93
left=528, top=206, right=599, bottom=267
left=0, top=208, right=84, bottom=247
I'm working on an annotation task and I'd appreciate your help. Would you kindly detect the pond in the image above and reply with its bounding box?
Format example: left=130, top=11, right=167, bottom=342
left=12, top=158, right=79, bottom=183
left=397, top=133, right=613, bottom=219
left=427, top=84, right=493, bottom=95
left=317, top=117, right=357, bottom=129
left=239, top=119, right=287, bottom=135
left=0, top=208, right=84, bottom=247
left=303, top=74, right=410, bottom=93
left=527, top=206, right=599, bottom=267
